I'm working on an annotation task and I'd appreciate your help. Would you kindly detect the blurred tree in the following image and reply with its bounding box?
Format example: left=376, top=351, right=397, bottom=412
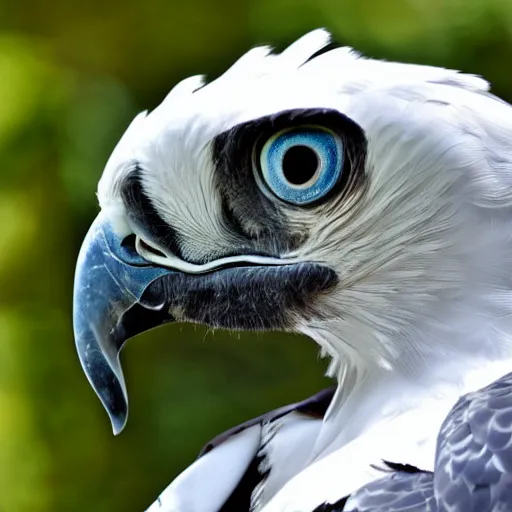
left=0, top=0, right=511, bottom=510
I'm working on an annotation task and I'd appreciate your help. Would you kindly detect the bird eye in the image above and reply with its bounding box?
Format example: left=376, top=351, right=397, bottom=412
left=259, top=127, right=344, bottom=205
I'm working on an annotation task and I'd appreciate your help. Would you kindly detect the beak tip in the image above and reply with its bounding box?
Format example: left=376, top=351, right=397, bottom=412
left=82, top=355, right=129, bottom=437
left=100, top=374, right=129, bottom=436
left=111, top=414, right=127, bottom=436
left=102, top=388, right=128, bottom=436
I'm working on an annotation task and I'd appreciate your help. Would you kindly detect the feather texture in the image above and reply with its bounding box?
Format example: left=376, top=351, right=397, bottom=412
left=93, top=29, right=512, bottom=511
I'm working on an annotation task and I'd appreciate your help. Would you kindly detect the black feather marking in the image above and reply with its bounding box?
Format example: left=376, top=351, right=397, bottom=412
left=381, top=461, right=424, bottom=474
left=211, top=108, right=367, bottom=259
left=141, top=262, right=337, bottom=331
left=302, top=41, right=342, bottom=65
left=310, top=496, right=349, bottom=512
left=198, top=389, right=335, bottom=510
left=218, top=451, right=267, bottom=512
left=120, top=165, right=184, bottom=259
left=199, top=388, right=335, bottom=457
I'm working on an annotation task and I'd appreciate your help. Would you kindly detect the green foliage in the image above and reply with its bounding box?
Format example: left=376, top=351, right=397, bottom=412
left=0, top=1, right=511, bottom=510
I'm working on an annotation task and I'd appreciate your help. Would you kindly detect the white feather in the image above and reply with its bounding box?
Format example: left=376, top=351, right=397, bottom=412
left=95, top=29, right=512, bottom=510
left=146, top=425, right=261, bottom=512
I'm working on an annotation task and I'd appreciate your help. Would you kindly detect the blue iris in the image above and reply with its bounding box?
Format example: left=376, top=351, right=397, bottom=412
left=259, top=127, right=344, bottom=205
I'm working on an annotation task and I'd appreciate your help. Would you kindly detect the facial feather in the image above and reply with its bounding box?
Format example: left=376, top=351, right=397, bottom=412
left=96, top=28, right=512, bottom=381
left=82, top=30, right=512, bottom=511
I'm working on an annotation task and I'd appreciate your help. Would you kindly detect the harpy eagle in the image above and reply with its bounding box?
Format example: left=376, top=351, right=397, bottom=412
left=73, top=29, right=512, bottom=511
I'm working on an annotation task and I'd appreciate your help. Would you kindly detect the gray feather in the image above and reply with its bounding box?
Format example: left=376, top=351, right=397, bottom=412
left=434, top=371, right=512, bottom=512
left=343, top=471, right=436, bottom=512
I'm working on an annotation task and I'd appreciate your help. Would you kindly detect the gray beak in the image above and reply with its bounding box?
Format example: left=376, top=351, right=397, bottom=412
left=73, top=213, right=337, bottom=435
left=73, top=212, right=175, bottom=434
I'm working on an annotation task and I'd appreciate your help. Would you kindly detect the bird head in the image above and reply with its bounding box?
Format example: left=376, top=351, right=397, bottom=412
left=73, top=29, right=512, bottom=435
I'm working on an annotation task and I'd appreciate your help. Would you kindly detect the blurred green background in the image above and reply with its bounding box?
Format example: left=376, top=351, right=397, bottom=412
left=1, top=0, right=512, bottom=510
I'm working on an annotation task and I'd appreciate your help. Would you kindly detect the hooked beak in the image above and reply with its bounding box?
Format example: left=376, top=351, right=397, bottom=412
left=73, top=213, right=337, bottom=435
left=72, top=212, right=175, bottom=434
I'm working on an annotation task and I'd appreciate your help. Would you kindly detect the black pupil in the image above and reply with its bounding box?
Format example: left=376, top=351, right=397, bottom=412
left=282, top=145, right=319, bottom=186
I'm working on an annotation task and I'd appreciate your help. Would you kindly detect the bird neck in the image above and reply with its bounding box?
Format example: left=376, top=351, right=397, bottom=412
left=304, top=316, right=512, bottom=465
